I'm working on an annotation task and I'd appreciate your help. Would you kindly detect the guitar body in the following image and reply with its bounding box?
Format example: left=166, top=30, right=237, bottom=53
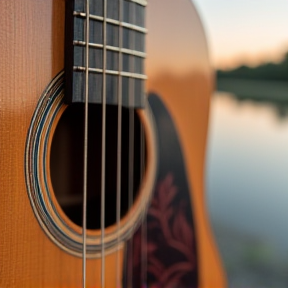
left=0, top=0, right=226, bottom=287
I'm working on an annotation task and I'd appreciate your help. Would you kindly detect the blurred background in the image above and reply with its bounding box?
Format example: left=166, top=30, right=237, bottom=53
left=192, top=0, right=288, bottom=287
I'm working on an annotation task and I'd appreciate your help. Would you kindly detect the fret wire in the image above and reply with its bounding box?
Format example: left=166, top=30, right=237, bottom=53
left=125, top=0, right=147, bottom=6
left=105, top=18, right=121, bottom=26
left=74, top=0, right=146, bottom=12
left=73, top=66, right=147, bottom=79
left=131, top=0, right=147, bottom=6
left=74, top=40, right=103, bottom=49
left=73, top=41, right=146, bottom=58
left=105, top=69, right=119, bottom=75
left=73, top=12, right=147, bottom=33
left=121, top=22, right=146, bottom=33
left=106, top=45, right=119, bottom=52
left=73, top=66, right=102, bottom=73
left=121, top=48, right=145, bottom=58
left=118, top=72, right=146, bottom=79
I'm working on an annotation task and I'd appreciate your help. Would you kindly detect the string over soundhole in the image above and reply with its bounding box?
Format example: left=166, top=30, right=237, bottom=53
left=24, top=72, right=157, bottom=257
left=50, top=103, right=146, bottom=230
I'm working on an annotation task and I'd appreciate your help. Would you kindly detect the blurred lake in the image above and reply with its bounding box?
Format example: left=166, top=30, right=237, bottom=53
left=207, top=87, right=288, bottom=287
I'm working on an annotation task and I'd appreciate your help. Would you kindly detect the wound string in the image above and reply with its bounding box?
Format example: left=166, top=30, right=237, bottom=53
left=82, top=0, right=90, bottom=287
left=101, top=0, right=108, bottom=286
left=116, top=0, right=123, bottom=286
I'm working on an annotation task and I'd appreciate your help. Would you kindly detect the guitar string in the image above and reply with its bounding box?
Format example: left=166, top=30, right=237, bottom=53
left=140, top=123, right=147, bottom=287
left=141, top=7, right=147, bottom=284
left=116, top=0, right=123, bottom=286
left=128, top=2, right=136, bottom=287
left=83, top=0, right=90, bottom=287
left=83, top=1, right=144, bottom=287
left=101, top=0, right=108, bottom=286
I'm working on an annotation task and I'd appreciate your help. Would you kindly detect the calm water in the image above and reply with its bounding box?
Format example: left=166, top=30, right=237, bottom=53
left=206, top=92, right=288, bottom=287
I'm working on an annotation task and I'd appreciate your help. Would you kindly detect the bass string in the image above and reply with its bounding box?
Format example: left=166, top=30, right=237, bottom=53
left=83, top=1, right=142, bottom=287
left=139, top=5, right=147, bottom=285
left=116, top=0, right=123, bottom=286
left=140, top=123, right=147, bottom=287
left=101, top=0, right=108, bottom=286
left=83, top=0, right=107, bottom=286
left=128, top=1, right=136, bottom=287
left=83, top=0, right=90, bottom=287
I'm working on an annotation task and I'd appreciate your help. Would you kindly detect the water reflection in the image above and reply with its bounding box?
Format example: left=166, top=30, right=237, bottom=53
left=207, top=92, right=288, bottom=287
left=232, top=95, right=288, bottom=121
left=217, top=78, right=288, bottom=120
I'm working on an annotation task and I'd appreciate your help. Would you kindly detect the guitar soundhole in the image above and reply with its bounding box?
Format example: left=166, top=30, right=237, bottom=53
left=50, top=103, right=146, bottom=230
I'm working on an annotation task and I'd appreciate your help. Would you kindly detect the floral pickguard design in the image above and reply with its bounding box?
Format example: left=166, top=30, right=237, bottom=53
left=123, top=94, right=198, bottom=288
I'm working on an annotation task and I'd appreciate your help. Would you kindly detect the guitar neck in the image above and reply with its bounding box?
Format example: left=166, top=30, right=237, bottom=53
left=65, top=0, right=147, bottom=107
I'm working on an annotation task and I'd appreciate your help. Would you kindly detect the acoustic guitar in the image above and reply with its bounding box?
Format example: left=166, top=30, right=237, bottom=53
left=0, top=0, right=226, bottom=287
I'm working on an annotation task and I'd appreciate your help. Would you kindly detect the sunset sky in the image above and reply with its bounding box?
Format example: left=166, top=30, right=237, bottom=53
left=193, top=0, right=288, bottom=69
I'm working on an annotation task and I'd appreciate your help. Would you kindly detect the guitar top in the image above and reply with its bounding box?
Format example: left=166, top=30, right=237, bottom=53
left=0, top=0, right=226, bottom=287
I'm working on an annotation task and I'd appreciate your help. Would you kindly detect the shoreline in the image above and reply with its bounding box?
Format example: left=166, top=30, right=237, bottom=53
left=216, top=78, right=288, bottom=104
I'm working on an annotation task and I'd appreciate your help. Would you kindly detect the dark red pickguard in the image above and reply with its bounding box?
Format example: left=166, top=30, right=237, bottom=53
left=123, top=94, right=198, bottom=288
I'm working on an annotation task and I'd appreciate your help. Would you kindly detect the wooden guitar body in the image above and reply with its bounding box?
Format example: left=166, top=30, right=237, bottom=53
left=0, top=0, right=226, bottom=287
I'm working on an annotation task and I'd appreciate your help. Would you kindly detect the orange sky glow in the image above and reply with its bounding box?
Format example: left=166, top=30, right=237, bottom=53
left=193, top=0, right=288, bottom=70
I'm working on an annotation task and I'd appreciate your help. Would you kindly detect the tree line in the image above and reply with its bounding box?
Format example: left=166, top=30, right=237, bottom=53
left=217, top=52, right=288, bottom=81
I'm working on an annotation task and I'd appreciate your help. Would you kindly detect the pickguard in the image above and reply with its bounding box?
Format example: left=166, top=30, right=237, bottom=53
left=124, top=94, right=198, bottom=288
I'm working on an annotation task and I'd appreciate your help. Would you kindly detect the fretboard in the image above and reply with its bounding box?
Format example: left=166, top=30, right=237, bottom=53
left=64, top=0, right=147, bottom=108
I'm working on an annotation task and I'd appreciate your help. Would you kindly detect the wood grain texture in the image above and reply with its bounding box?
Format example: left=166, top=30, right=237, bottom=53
left=0, top=1, right=122, bottom=287
left=0, top=0, right=226, bottom=287
left=146, top=1, right=227, bottom=287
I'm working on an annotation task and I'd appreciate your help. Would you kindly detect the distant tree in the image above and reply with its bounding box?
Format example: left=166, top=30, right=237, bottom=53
left=285, top=52, right=288, bottom=63
left=217, top=52, right=288, bottom=81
